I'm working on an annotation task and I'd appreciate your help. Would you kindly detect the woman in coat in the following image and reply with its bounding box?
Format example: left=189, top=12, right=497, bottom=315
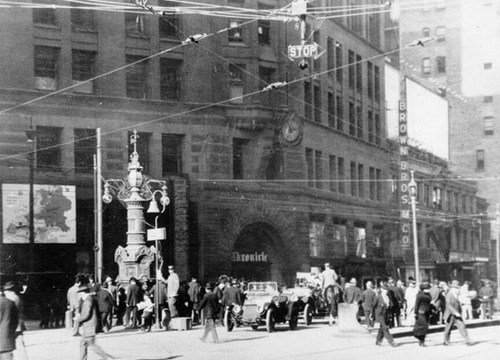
left=413, top=282, right=432, bottom=346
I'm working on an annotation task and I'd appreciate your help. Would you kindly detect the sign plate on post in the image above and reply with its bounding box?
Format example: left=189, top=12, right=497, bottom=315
left=288, top=44, right=318, bottom=59
left=147, top=228, right=166, bottom=241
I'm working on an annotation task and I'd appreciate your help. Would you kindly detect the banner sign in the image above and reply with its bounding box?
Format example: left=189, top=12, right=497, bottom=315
left=399, top=101, right=411, bottom=248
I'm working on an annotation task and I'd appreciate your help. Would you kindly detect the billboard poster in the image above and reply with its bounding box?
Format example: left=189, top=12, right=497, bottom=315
left=2, top=184, right=76, bottom=244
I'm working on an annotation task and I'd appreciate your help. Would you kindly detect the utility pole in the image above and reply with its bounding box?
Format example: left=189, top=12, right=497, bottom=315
left=25, top=126, right=36, bottom=272
left=96, top=128, right=103, bottom=283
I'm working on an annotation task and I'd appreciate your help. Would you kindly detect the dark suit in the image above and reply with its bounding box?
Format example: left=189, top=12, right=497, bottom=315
left=222, top=286, right=242, bottom=307
left=97, top=289, right=114, bottom=332
left=362, top=288, right=377, bottom=327
left=373, top=292, right=395, bottom=345
left=197, top=291, right=220, bottom=343
left=76, top=294, right=111, bottom=360
left=125, top=283, right=141, bottom=328
left=388, top=285, right=404, bottom=327
left=443, top=289, right=471, bottom=344
left=0, top=295, right=18, bottom=355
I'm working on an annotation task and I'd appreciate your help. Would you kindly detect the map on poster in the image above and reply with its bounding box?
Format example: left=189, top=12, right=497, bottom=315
left=2, top=184, right=76, bottom=244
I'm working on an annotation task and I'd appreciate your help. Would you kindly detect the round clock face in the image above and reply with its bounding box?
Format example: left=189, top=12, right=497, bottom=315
left=282, top=117, right=301, bottom=143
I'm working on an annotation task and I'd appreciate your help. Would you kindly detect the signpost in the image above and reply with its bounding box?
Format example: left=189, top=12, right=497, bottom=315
left=147, top=227, right=166, bottom=329
left=288, top=43, right=325, bottom=60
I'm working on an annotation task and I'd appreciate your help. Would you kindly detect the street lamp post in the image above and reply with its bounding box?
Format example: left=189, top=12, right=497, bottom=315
left=146, top=186, right=169, bottom=329
left=25, top=127, right=36, bottom=272
left=408, top=171, right=420, bottom=285
left=495, top=205, right=500, bottom=304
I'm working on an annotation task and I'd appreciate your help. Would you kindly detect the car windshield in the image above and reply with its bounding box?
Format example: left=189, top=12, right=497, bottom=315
left=247, top=282, right=278, bottom=293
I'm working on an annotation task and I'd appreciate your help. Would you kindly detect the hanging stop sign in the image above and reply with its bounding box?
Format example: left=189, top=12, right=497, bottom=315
left=288, top=44, right=318, bottom=59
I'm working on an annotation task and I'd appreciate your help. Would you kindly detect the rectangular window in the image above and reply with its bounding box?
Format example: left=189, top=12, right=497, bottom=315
left=484, top=62, right=492, bottom=70
left=72, top=50, right=96, bottom=94
left=328, top=92, right=335, bottom=128
left=367, top=61, right=373, bottom=99
left=432, top=187, right=442, bottom=209
left=369, top=167, right=375, bottom=200
left=376, top=169, right=382, bottom=201
left=33, top=0, right=56, bottom=26
left=128, top=131, right=151, bottom=174
left=436, top=56, right=446, bottom=73
left=309, top=221, right=325, bottom=257
left=484, top=96, right=493, bottom=103
left=229, top=64, right=245, bottom=103
left=233, top=138, right=247, bottom=180
left=332, top=220, right=347, bottom=257
left=356, top=105, right=363, bottom=139
left=258, top=20, right=270, bottom=44
left=313, top=30, right=321, bottom=71
left=336, top=94, right=344, bottom=132
left=423, top=184, right=430, bottom=206
left=355, top=225, right=366, bottom=258
left=348, top=50, right=355, bottom=89
left=337, top=157, right=345, bottom=194
left=71, top=6, right=94, bottom=30
left=327, top=37, right=334, bottom=72
left=125, top=4, right=148, bottom=37
left=356, top=54, right=362, bottom=94
left=336, top=42, right=343, bottom=85
left=374, top=65, right=380, bottom=102
left=368, top=110, right=374, bottom=142
left=436, top=26, right=446, bottom=42
left=358, top=163, right=364, bottom=198
left=422, top=27, right=430, bottom=37
left=306, top=148, right=314, bottom=187
left=314, top=84, right=321, bottom=123
left=304, top=82, right=312, bottom=120
left=160, top=58, right=182, bottom=101
left=484, top=116, right=494, bottom=135
left=375, top=113, right=381, bottom=145
left=349, top=102, right=356, bottom=136
left=329, top=154, right=337, bottom=192
left=229, top=20, right=243, bottom=42
left=476, top=149, right=485, bottom=170
left=159, top=1, right=179, bottom=38
left=315, top=150, right=323, bottom=189
left=126, top=55, right=147, bottom=99
left=74, top=128, right=96, bottom=173
left=422, top=57, right=431, bottom=75
left=350, top=161, right=357, bottom=197
left=34, top=46, right=59, bottom=91
left=162, top=134, right=183, bottom=175
left=36, top=126, right=62, bottom=171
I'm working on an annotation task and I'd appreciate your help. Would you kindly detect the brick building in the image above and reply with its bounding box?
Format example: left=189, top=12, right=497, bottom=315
left=1, top=0, right=464, bottom=287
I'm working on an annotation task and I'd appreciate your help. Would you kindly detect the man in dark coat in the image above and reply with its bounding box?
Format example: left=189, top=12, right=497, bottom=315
left=443, top=280, right=474, bottom=346
left=362, top=281, right=376, bottom=328
left=413, top=282, right=432, bottom=346
left=97, top=282, right=114, bottom=333
left=3, top=282, right=28, bottom=360
left=222, top=279, right=243, bottom=308
left=0, top=290, right=18, bottom=360
left=197, top=282, right=220, bottom=344
left=124, top=277, right=141, bottom=328
left=373, top=285, right=398, bottom=347
left=387, top=278, right=404, bottom=327
left=75, top=284, right=112, bottom=360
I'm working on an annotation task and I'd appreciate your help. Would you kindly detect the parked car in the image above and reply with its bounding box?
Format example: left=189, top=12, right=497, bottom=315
left=224, top=281, right=300, bottom=332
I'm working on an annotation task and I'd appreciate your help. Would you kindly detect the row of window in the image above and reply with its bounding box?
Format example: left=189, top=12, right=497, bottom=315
left=422, top=26, right=446, bottom=42
left=305, top=148, right=383, bottom=201
left=31, top=127, right=183, bottom=176
left=417, top=224, right=479, bottom=252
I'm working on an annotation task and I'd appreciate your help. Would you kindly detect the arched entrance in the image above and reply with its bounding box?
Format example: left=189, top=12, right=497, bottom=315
left=231, top=222, right=285, bottom=284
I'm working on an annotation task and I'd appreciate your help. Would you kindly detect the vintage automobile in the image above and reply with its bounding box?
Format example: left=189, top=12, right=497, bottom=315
left=224, top=281, right=300, bottom=332
left=281, top=285, right=335, bottom=325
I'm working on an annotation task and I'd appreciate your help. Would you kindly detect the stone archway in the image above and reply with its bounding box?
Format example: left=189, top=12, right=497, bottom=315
left=231, top=222, right=286, bottom=284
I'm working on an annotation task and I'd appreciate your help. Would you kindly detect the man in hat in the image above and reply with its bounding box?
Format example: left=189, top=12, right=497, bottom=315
left=166, top=265, right=179, bottom=318
left=124, top=277, right=140, bottom=329
left=373, top=284, right=398, bottom=347
left=404, top=279, right=419, bottom=326
left=197, top=282, right=219, bottom=344
left=478, top=280, right=494, bottom=319
left=443, top=280, right=474, bottom=346
left=0, top=287, right=18, bottom=360
left=362, top=281, right=376, bottom=328
left=343, top=278, right=362, bottom=304
left=3, top=282, right=28, bottom=360
left=321, top=263, right=338, bottom=294
left=222, top=278, right=242, bottom=310
left=75, top=284, right=113, bottom=360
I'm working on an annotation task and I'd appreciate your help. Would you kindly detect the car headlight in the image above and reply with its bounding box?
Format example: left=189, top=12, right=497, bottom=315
left=233, top=305, right=242, bottom=314
left=257, top=305, right=263, bottom=313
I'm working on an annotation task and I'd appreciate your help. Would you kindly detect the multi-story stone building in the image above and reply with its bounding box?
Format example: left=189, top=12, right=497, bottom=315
left=1, top=0, right=488, bottom=291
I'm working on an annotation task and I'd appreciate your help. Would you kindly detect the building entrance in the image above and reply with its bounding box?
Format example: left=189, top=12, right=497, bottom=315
left=231, top=222, right=284, bottom=284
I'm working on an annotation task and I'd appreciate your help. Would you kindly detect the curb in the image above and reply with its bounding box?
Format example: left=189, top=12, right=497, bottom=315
left=379, top=319, right=500, bottom=338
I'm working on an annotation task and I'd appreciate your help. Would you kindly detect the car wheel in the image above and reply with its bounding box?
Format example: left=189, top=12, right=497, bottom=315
left=251, top=324, right=259, bottom=331
left=304, top=304, right=313, bottom=325
left=266, top=309, right=275, bottom=333
left=289, top=312, right=298, bottom=330
left=224, top=310, right=234, bottom=332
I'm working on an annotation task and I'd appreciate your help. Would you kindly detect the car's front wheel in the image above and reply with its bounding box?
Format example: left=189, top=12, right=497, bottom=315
left=304, top=304, right=313, bottom=325
left=266, top=309, right=275, bottom=333
left=289, top=312, right=298, bottom=330
left=224, top=310, right=234, bottom=332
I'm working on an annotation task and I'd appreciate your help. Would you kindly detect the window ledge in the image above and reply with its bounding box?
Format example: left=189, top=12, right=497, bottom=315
left=34, top=23, right=60, bottom=30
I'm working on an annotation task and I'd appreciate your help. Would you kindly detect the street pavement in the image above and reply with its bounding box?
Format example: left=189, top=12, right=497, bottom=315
left=22, top=318, right=500, bottom=360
